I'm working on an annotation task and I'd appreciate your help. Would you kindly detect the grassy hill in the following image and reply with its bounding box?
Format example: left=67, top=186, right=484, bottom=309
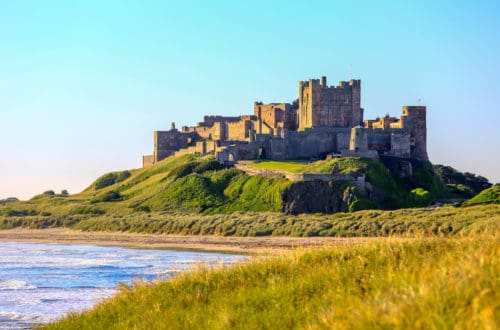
left=44, top=234, right=498, bottom=329
left=0, top=154, right=291, bottom=217
left=463, top=184, right=500, bottom=206
left=1, top=154, right=498, bottom=237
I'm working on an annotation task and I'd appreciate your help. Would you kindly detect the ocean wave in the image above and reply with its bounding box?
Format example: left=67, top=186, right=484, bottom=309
left=0, top=281, right=37, bottom=291
left=0, top=310, right=50, bottom=329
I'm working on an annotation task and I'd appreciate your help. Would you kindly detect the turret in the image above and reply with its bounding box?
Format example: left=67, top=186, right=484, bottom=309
left=400, top=106, right=427, bottom=160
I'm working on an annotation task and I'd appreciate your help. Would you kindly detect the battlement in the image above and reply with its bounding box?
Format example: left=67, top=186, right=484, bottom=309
left=299, top=78, right=361, bottom=90
left=402, top=106, right=426, bottom=116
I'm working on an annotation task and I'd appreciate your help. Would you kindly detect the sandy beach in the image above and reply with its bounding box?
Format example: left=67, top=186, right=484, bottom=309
left=0, top=228, right=386, bottom=254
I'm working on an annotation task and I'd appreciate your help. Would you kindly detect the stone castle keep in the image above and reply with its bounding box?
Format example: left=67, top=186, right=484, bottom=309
left=142, top=76, right=427, bottom=167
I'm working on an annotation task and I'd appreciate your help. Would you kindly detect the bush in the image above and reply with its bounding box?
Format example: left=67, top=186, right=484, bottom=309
left=134, top=206, right=151, bottom=213
left=434, top=164, right=492, bottom=194
left=70, top=207, right=106, bottom=215
left=349, top=198, right=378, bottom=212
left=91, top=190, right=122, bottom=203
left=6, top=209, right=38, bottom=217
left=408, top=188, right=433, bottom=207
left=193, top=159, right=225, bottom=173
left=168, top=163, right=196, bottom=179
left=94, top=171, right=131, bottom=190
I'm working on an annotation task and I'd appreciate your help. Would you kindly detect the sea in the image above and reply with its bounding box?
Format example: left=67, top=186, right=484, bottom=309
left=0, top=241, right=246, bottom=329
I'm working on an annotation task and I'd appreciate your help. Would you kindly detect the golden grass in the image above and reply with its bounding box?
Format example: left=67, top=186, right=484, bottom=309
left=44, top=234, right=499, bottom=329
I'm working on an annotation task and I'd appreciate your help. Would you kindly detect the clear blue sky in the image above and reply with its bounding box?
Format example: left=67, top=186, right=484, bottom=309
left=1, top=0, right=499, bottom=200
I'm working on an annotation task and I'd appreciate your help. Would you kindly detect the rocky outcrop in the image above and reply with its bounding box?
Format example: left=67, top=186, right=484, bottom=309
left=280, top=181, right=351, bottom=215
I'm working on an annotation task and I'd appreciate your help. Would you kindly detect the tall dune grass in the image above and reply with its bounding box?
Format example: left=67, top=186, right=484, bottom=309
left=44, top=234, right=498, bottom=329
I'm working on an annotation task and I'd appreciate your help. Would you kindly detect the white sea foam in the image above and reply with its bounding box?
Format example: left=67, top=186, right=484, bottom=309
left=0, top=280, right=36, bottom=291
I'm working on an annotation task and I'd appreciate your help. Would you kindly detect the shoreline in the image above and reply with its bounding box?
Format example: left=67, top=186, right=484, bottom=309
left=0, top=228, right=388, bottom=254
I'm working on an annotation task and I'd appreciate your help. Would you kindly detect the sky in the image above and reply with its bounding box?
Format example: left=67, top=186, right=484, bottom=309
left=1, top=0, right=499, bottom=200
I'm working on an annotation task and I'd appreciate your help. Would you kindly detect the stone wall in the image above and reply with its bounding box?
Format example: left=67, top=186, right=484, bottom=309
left=390, top=132, right=411, bottom=158
left=142, top=155, right=154, bottom=167
left=283, top=127, right=351, bottom=159
left=188, top=122, right=223, bottom=140
left=254, top=102, right=284, bottom=128
left=226, top=119, right=251, bottom=141
left=364, top=115, right=399, bottom=129
left=154, top=130, right=192, bottom=162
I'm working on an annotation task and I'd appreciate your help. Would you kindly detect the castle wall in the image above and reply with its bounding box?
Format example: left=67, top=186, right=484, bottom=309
left=186, top=121, right=223, bottom=140
left=254, top=103, right=284, bottom=128
left=366, top=130, right=392, bottom=153
left=226, top=119, right=252, bottom=141
left=283, top=127, right=350, bottom=159
left=364, top=115, right=399, bottom=129
left=154, top=130, right=192, bottom=162
left=142, top=155, right=154, bottom=167
left=201, top=115, right=241, bottom=127
left=390, top=132, right=411, bottom=158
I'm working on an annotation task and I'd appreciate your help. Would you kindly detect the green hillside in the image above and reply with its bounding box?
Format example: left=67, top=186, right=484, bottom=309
left=0, top=154, right=293, bottom=217
left=0, top=154, right=441, bottom=217
left=463, top=184, right=500, bottom=206
left=1, top=154, right=497, bottom=236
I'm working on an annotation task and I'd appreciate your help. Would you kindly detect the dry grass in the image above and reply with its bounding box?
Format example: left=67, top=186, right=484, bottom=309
left=43, top=233, right=499, bottom=329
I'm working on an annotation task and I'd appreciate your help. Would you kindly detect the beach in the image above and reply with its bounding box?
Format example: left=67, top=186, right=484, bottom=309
left=0, top=228, right=385, bottom=254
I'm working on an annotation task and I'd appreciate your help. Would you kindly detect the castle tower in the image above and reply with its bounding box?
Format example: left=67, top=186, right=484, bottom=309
left=400, top=106, right=428, bottom=160
left=349, top=126, right=368, bottom=152
left=297, top=77, right=363, bottom=130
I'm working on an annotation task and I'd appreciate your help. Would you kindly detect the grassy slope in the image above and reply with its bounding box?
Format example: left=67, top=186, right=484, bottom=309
left=1, top=153, right=499, bottom=237
left=464, top=184, right=500, bottom=206
left=45, top=235, right=498, bottom=329
left=2, top=204, right=498, bottom=238
left=0, top=154, right=292, bottom=217
left=0, top=156, right=404, bottom=218
left=252, top=157, right=432, bottom=208
left=250, top=157, right=373, bottom=174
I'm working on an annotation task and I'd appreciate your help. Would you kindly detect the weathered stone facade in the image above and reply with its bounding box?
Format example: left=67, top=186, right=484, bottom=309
left=298, top=77, right=363, bottom=130
left=142, top=75, right=428, bottom=168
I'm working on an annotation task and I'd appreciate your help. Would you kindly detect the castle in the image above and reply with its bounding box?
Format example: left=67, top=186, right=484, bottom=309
left=142, top=76, right=427, bottom=167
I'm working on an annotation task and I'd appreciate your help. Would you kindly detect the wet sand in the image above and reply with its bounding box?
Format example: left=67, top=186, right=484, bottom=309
left=0, top=228, right=387, bottom=254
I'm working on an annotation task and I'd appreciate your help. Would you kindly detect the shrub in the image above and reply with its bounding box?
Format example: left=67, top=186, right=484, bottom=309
left=94, top=171, right=131, bottom=190
left=134, top=206, right=151, bottom=213
left=70, top=207, right=106, bottom=215
left=193, top=159, right=225, bottom=173
left=408, top=188, right=433, bottom=207
left=168, top=163, right=196, bottom=179
left=349, top=198, right=378, bottom=212
left=91, top=190, right=122, bottom=203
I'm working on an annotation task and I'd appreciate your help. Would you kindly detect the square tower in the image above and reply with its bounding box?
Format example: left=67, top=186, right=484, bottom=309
left=297, top=76, right=363, bottom=130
